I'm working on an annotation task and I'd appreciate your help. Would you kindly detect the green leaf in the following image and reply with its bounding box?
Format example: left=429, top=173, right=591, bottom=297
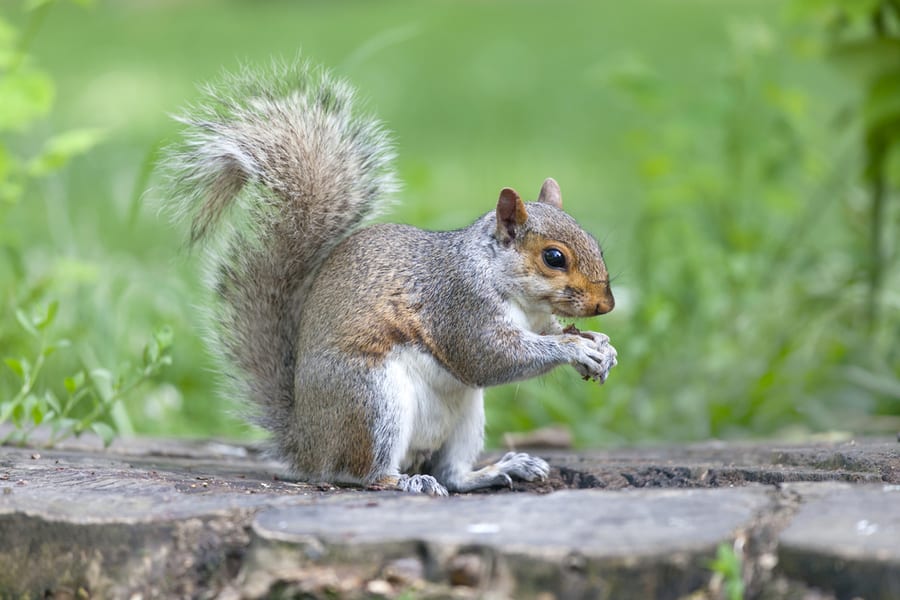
left=0, top=68, right=55, bottom=132
left=90, top=422, right=116, bottom=447
left=89, top=368, right=113, bottom=403
left=14, top=308, right=39, bottom=337
left=5, top=357, right=30, bottom=384
left=153, top=325, right=174, bottom=350
left=64, top=371, right=86, bottom=394
left=35, top=299, right=58, bottom=331
left=44, top=390, right=61, bottom=414
left=31, top=402, right=44, bottom=425
left=28, top=129, right=105, bottom=176
left=90, top=368, right=113, bottom=381
left=4, top=357, right=25, bottom=378
left=708, top=542, right=744, bottom=600
left=113, top=372, right=125, bottom=393
left=143, top=340, right=160, bottom=366
left=12, top=400, right=25, bottom=425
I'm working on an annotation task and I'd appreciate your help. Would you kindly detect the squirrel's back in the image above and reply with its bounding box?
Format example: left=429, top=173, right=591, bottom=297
left=294, top=222, right=475, bottom=365
left=162, top=61, right=397, bottom=443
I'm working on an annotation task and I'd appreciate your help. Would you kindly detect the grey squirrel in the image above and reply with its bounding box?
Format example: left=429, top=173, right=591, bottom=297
left=163, top=61, right=617, bottom=495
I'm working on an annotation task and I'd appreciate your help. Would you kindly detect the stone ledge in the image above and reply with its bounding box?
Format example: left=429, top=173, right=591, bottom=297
left=0, top=435, right=897, bottom=598
left=243, top=486, right=773, bottom=599
left=778, top=483, right=900, bottom=600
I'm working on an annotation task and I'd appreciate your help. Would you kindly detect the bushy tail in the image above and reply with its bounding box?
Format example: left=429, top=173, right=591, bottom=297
left=162, top=60, right=397, bottom=436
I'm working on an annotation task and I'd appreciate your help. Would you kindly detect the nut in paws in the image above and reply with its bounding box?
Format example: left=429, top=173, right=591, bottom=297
left=568, top=331, right=617, bottom=384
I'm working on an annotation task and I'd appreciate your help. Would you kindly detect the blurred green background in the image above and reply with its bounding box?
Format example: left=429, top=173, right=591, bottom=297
left=2, top=0, right=898, bottom=447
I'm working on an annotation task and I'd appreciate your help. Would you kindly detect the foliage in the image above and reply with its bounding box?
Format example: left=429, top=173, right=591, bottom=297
left=791, top=0, right=900, bottom=328
left=487, top=14, right=899, bottom=445
left=2, top=303, right=173, bottom=447
left=1, top=0, right=896, bottom=447
left=0, top=2, right=103, bottom=204
left=0, top=0, right=172, bottom=447
left=708, top=542, right=745, bottom=600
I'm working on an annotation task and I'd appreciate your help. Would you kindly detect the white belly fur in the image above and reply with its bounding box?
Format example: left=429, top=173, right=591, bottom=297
left=505, top=295, right=558, bottom=334
left=382, top=346, right=482, bottom=468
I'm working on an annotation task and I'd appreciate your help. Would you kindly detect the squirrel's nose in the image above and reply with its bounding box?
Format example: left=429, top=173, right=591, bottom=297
left=594, top=293, right=615, bottom=315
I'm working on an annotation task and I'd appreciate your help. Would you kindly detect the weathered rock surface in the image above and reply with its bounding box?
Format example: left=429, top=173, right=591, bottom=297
left=0, top=435, right=897, bottom=599
left=246, top=486, right=771, bottom=599
left=778, top=483, right=900, bottom=600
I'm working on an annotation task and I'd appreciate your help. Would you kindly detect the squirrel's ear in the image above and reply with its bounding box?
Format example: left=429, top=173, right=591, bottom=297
left=537, top=178, right=563, bottom=209
left=496, top=187, right=528, bottom=244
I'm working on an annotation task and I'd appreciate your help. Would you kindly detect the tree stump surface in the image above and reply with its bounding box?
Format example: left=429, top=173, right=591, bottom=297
left=0, top=432, right=897, bottom=599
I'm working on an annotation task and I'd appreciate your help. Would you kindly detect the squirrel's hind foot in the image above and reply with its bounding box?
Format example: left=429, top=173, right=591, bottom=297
left=398, top=473, right=449, bottom=496
left=443, top=452, right=550, bottom=493
left=495, top=451, right=551, bottom=482
left=370, top=473, right=449, bottom=496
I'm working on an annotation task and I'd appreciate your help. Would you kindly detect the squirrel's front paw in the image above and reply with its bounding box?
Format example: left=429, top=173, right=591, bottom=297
left=568, top=331, right=617, bottom=384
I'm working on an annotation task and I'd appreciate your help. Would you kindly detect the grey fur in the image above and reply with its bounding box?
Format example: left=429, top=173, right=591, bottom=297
left=162, top=61, right=616, bottom=494
left=161, top=61, right=397, bottom=443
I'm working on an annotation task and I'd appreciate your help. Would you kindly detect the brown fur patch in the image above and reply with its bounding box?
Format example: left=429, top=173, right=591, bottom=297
left=520, top=232, right=614, bottom=317
left=333, top=409, right=376, bottom=479
left=338, top=288, right=428, bottom=365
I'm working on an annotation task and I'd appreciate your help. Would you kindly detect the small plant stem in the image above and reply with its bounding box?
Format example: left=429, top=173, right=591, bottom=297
left=8, top=337, right=48, bottom=406
left=44, top=369, right=155, bottom=447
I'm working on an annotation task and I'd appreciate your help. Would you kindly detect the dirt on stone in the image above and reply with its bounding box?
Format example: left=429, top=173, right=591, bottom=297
left=492, top=438, right=899, bottom=493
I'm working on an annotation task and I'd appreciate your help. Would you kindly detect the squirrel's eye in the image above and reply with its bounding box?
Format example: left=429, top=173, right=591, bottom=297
left=542, top=247, right=566, bottom=270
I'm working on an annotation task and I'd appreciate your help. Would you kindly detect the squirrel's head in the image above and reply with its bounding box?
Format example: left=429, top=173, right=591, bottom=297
left=495, top=178, right=614, bottom=318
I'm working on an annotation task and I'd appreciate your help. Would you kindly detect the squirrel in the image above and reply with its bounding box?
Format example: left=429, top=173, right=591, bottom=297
left=163, top=61, right=617, bottom=496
